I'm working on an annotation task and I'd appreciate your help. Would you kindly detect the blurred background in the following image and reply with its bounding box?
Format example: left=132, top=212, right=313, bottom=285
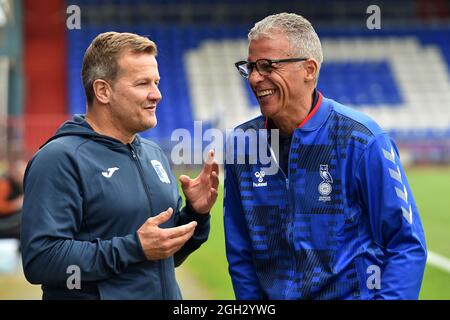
left=0, top=0, right=449, bottom=299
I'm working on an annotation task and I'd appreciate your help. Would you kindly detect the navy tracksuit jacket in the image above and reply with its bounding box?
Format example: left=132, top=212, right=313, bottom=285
left=21, top=115, right=210, bottom=299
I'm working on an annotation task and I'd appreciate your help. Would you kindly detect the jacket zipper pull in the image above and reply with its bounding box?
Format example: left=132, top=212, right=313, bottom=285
left=286, top=178, right=289, bottom=190
left=130, top=149, right=137, bottom=160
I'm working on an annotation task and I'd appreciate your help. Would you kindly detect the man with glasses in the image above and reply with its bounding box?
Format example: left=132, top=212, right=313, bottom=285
left=224, top=13, right=427, bottom=300
left=21, top=32, right=219, bottom=299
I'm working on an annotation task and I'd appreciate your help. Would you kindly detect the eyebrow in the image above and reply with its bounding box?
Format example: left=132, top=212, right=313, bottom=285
left=135, top=75, right=159, bottom=80
left=133, top=76, right=160, bottom=83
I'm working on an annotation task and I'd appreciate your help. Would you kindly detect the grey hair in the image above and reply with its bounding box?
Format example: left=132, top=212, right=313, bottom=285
left=248, top=13, right=323, bottom=85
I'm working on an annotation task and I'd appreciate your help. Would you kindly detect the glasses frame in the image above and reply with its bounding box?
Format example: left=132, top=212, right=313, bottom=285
left=235, top=58, right=308, bottom=79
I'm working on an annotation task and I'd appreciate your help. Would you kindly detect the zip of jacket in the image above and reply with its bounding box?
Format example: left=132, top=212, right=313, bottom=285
left=128, top=143, right=167, bottom=300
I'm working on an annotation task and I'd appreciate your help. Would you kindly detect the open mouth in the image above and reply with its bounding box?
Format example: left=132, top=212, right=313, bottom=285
left=256, top=89, right=276, bottom=99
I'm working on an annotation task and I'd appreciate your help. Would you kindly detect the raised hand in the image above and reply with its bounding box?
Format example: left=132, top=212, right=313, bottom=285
left=179, top=149, right=220, bottom=214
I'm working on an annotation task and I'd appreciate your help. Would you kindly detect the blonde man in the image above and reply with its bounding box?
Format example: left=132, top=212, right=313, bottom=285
left=21, top=32, right=219, bottom=300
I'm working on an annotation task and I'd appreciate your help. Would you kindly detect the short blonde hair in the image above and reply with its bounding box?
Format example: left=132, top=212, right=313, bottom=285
left=82, top=32, right=157, bottom=105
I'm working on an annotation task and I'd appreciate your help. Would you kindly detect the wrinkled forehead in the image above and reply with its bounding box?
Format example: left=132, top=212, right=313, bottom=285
left=248, top=33, right=294, bottom=61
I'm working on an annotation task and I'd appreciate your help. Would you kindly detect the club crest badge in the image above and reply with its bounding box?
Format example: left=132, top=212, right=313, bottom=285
left=151, top=160, right=171, bottom=184
left=319, top=164, right=333, bottom=202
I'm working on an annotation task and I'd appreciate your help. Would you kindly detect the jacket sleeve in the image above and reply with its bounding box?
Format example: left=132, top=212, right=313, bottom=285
left=356, top=134, right=427, bottom=299
left=173, top=199, right=211, bottom=267
left=223, top=163, right=264, bottom=299
left=21, top=143, right=146, bottom=286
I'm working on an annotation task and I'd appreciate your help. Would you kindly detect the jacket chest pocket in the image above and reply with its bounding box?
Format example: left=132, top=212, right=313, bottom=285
left=82, top=166, right=152, bottom=232
left=292, top=170, right=346, bottom=251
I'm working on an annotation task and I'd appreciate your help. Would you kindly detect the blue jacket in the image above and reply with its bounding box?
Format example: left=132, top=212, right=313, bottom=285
left=224, top=94, right=427, bottom=300
left=21, top=115, right=210, bottom=300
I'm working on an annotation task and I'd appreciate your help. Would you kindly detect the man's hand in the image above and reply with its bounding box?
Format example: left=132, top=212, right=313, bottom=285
left=179, top=149, right=219, bottom=214
left=137, top=208, right=197, bottom=260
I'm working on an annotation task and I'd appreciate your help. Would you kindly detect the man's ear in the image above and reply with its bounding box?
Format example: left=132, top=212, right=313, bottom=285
left=304, top=59, right=319, bottom=83
left=92, top=79, right=111, bottom=104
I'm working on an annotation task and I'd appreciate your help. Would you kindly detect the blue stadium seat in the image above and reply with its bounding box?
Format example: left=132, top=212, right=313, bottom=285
left=67, top=23, right=450, bottom=143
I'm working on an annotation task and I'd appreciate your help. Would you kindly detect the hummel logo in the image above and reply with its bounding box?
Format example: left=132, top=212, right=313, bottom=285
left=253, top=170, right=267, bottom=187
left=102, top=167, right=119, bottom=178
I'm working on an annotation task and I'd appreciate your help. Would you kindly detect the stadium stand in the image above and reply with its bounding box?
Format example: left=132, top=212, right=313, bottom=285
left=67, top=24, right=450, bottom=163
left=2, top=0, right=448, bottom=163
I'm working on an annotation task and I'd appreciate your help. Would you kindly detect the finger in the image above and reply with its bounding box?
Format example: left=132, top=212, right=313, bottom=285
left=164, top=221, right=197, bottom=239
left=166, top=228, right=196, bottom=254
left=211, top=170, right=219, bottom=190
left=179, top=175, right=191, bottom=188
left=210, top=187, right=218, bottom=196
left=211, top=159, right=219, bottom=174
left=204, top=187, right=218, bottom=206
left=206, top=149, right=215, bottom=164
left=148, top=207, right=173, bottom=225
left=209, top=188, right=219, bottom=205
left=202, top=149, right=215, bottom=173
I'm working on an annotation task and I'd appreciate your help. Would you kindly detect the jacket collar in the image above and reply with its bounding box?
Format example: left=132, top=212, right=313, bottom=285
left=41, top=114, right=142, bottom=150
left=264, top=90, right=330, bottom=133
left=297, top=91, right=331, bottom=132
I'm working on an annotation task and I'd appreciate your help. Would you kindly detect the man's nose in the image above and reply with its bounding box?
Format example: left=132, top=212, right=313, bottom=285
left=149, top=86, right=162, bottom=103
left=248, top=68, right=265, bottom=85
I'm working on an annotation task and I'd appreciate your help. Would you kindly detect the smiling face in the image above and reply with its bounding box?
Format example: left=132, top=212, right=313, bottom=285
left=247, top=33, right=310, bottom=122
left=108, top=50, right=162, bottom=135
